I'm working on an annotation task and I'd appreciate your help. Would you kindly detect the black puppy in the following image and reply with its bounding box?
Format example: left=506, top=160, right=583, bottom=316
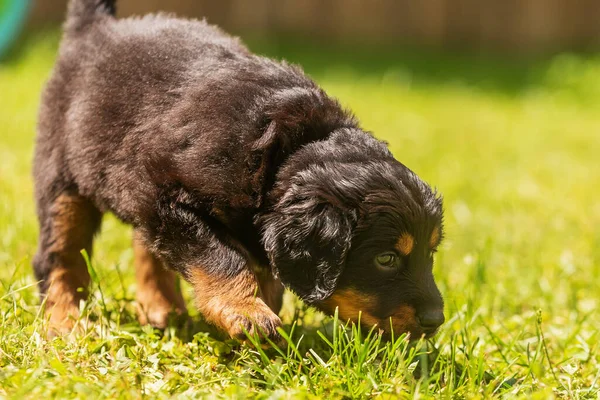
left=34, top=0, right=445, bottom=340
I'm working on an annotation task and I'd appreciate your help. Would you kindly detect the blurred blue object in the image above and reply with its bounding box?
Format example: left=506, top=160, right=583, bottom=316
left=0, top=0, right=32, bottom=58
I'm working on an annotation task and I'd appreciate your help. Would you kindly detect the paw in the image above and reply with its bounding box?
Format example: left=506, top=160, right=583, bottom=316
left=136, top=299, right=188, bottom=329
left=44, top=302, right=86, bottom=338
left=223, top=304, right=283, bottom=343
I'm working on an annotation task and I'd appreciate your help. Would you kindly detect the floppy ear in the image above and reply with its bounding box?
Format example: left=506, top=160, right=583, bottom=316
left=249, top=88, right=356, bottom=204
left=260, top=193, right=355, bottom=303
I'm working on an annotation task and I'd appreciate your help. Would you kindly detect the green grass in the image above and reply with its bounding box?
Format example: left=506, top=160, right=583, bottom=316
left=1, top=31, right=600, bottom=399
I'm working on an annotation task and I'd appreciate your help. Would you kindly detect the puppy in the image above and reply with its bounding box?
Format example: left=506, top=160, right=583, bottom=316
left=34, top=0, right=445, bottom=340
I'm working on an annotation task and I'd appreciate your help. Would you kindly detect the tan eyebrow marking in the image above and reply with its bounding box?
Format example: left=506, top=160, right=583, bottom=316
left=395, top=233, right=415, bottom=256
left=430, top=225, right=442, bottom=249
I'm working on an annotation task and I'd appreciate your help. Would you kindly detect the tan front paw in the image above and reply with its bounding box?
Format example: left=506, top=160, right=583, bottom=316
left=190, top=268, right=283, bottom=343
left=222, top=302, right=283, bottom=343
left=136, top=296, right=188, bottom=329
left=44, top=302, right=85, bottom=338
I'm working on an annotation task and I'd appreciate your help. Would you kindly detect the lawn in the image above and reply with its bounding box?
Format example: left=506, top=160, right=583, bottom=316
left=1, top=31, right=599, bottom=399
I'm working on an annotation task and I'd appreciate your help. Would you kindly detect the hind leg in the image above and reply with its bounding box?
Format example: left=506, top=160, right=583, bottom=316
left=33, top=191, right=102, bottom=336
left=134, top=231, right=187, bottom=328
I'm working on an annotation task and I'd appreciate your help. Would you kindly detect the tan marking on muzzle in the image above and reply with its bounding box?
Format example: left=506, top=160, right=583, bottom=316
left=320, top=288, right=380, bottom=328
left=386, top=304, right=418, bottom=336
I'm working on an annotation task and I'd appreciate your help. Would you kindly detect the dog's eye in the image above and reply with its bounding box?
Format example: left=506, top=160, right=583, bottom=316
left=375, top=253, right=399, bottom=269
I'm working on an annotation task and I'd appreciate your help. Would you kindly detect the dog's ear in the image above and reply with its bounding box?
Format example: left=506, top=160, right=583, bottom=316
left=249, top=88, right=356, bottom=204
left=259, top=178, right=356, bottom=303
left=253, top=87, right=354, bottom=155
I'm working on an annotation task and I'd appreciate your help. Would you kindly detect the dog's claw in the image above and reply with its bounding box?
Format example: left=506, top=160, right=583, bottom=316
left=225, top=309, right=283, bottom=343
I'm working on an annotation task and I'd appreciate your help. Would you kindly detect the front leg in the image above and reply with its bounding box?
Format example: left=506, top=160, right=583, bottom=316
left=189, top=267, right=282, bottom=340
left=142, top=201, right=282, bottom=341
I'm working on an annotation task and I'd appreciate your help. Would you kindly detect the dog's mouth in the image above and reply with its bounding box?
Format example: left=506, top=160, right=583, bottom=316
left=386, top=305, right=445, bottom=340
left=421, top=327, right=440, bottom=339
left=316, top=289, right=445, bottom=340
left=378, top=324, right=440, bottom=341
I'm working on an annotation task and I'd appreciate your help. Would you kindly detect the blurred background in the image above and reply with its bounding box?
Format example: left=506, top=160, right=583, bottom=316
left=7, top=0, right=599, bottom=55
left=0, top=1, right=599, bottom=395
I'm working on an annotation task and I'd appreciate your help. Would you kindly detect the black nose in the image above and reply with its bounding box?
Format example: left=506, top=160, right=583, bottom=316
left=417, top=309, right=445, bottom=332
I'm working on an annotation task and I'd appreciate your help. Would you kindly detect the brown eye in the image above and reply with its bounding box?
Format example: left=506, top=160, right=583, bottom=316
left=375, top=253, right=398, bottom=268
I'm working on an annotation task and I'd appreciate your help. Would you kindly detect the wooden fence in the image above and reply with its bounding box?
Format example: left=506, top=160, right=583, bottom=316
left=28, top=0, right=600, bottom=53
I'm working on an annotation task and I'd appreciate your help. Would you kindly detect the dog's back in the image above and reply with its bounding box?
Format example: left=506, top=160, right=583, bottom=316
left=36, top=1, right=251, bottom=219
left=35, top=0, right=344, bottom=224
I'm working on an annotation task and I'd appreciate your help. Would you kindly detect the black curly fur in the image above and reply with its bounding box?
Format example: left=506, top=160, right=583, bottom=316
left=34, top=0, right=445, bottom=339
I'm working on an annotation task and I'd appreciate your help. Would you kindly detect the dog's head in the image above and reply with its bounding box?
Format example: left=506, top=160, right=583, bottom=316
left=260, top=129, right=444, bottom=339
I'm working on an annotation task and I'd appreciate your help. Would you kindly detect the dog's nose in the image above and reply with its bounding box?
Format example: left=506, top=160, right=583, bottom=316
left=417, top=309, right=445, bottom=332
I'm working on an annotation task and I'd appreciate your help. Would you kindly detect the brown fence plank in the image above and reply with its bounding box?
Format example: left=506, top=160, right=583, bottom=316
left=26, top=0, right=600, bottom=53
